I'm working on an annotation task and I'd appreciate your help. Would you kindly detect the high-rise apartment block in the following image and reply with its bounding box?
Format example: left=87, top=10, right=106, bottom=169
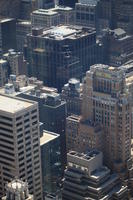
left=2, top=179, right=33, bottom=200
left=27, top=25, right=97, bottom=90
left=62, top=151, right=128, bottom=200
left=61, top=78, right=82, bottom=116
left=0, top=94, right=42, bottom=199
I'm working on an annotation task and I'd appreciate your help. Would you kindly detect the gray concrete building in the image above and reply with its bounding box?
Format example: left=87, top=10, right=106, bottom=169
left=0, top=94, right=43, bottom=200
left=31, top=6, right=74, bottom=28
left=62, top=150, right=128, bottom=200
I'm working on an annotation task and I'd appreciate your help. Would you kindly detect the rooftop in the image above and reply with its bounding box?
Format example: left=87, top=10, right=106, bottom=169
left=0, top=59, right=7, bottom=64
left=7, top=179, right=27, bottom=191
left=0, top=95, right=34, bottom=114
left=40, top=130, right=59, bottom=146
left=33, top=25, right=95, bottom=40
left=0, top=16, right=14, bottom=23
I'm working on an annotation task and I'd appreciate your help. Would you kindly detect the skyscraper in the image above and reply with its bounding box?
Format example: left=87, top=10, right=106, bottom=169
left=0, top=18, right=16, bottom=56
left=0, top=0, right=20, bottom=18
left=82, top=64, right=132, bottom=176
left=27, top=25, right=97, bottom=90
left=113, top=0, right=133, bottom=34
left=0, top=94, right=42, bottom=199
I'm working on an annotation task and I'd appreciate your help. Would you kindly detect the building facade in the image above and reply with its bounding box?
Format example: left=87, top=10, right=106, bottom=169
left=62, top=151, right=128, bottom=200
left=16, top=20, right=31, bottom=52
left=0, top=59, right=8, bottom=87
left=101, top=28, right=133, bottom=67
left=3, top=49, right=27, bottom=76
left=27, top=25, right=97, bottom=90
left=0, top=95, right=42, bottom=200
left=75, top=0, right=99, bottom=29
left=82, top=64, right=132, bottom=176
left=61, top=78, right=82, bottom=116
left=0, top=18, right=16, bottom=56
left=40, top=130, right=62, bottom=196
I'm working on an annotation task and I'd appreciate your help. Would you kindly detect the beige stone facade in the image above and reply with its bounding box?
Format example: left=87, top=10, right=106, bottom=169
left=66, top=64, right=133, bottom=178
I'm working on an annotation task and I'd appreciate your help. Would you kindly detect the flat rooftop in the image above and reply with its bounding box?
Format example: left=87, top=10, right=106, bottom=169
left=48, top=26, right=77, bottom=37
left=0, top=95, right=34, bottom=114
left=37, top=25, right=95, bottom=40
left=0, top=59, right=7, bottom=64
left=0, top=16, right=14, bottom=23
left=40, top=131, right=59, bottom=146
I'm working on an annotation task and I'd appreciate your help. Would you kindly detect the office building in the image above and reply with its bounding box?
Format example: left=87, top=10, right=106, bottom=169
left=20, top=0, right=33, bottom=20
left=19, top=87, right=67, bottom=167
left=27, top=25, right=97, bottom=90
left=0, top=75, right=67, bottom=168
left=2, top=179, right=33, bottom=200
left=0, top=0, right=20, bottom=18
left=0, top=59, right=8, bottom=87
left=114, top=0, right=133, bottom=34
left=102, top=28, right=133, bottom=67
left=40, top=130, right=62, bottom=196
left=0, top=18, right=16, bottom=56
left=98, top=0, right=112, bottom=32
left=59, top=0, right=77, bottom=8
left=62, top=151, right=128, bottom=200
left=38, top=0, right=55, bottom=9
left=0, top=94, right=42, bottom=200
left=3, top=49, right=28, bottom=76
left=31, top=9, right=60, bottom=28
left=75, top=0, right=100, bottom=29
left=66, top=64, right=133, bottom=179
left=82, top=64, right=132, bottom=176
left=66, top=115, right=103, bottom=153
left=16, top=20, right=31, bottom=51
left=61, top=78, right=82, bottom=116
left=31, top=6, right=74, bottom=29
